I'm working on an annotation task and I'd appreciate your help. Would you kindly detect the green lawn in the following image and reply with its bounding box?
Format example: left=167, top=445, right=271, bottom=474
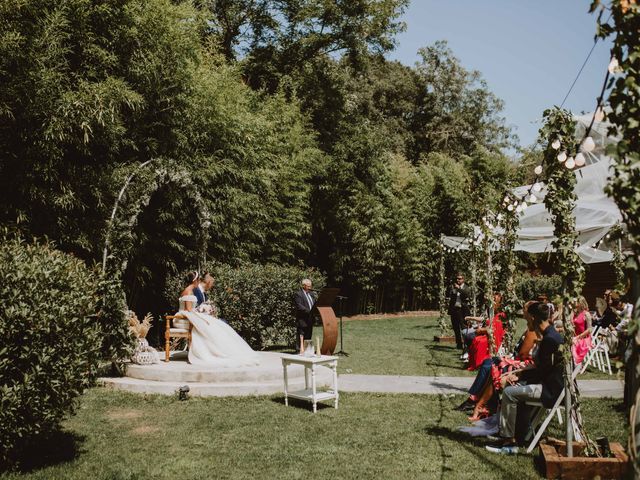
left=329, top=315, right=615, bottom=379
left=1, top=390, right=628, bottom=480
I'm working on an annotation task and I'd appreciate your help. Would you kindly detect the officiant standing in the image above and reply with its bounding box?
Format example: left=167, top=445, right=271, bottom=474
left=294, top=279, right=316, bottom=354
left=448, top=273, right=471, bottom=350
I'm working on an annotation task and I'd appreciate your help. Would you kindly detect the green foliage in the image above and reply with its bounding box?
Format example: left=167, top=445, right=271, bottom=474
left=165, top=264, right=326, bottom=350
left=197, top=0, right=409, bottom=87
left=0, top=0, right=521, bottom=319
left=594, top=0, right=640, bottom=336
left=0, top=237, right=101, bottom=468
left=513, top=272, right=562, bottom=305
left=496, top=192, right=522, bottom=352
left=540, top=108, right=586, bottom=309
left=95, top=271, right=135, bottom=369
left=412, top=41, right=518, bottom=157
left=539, top=106, right=594, bottom=454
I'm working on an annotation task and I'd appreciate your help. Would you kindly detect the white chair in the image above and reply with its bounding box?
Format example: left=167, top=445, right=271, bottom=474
left=524, top=362, right=583, bottom=453
left=580, top=326, right=613, bottom=375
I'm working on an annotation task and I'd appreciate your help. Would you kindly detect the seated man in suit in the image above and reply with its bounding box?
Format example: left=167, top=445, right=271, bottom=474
left=294, top=279, right=316, bottom=354
left=486, top=302, right=564, bottom=454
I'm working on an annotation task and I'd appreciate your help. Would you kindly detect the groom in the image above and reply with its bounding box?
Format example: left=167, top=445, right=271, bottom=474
left=194, top=272, right=213, bottom=307
left=294, top=279, right=316, bottom=354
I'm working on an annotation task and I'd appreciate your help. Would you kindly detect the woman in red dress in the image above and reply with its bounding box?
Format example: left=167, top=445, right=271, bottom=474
left=466, top=292, right=505, bottom=371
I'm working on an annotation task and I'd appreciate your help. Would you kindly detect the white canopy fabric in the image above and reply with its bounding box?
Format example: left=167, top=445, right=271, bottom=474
left=442, top=114, right=622, bottom=264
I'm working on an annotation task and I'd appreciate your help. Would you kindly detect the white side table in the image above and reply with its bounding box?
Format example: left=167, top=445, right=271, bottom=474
left=281, top=354, right=339, bottom=413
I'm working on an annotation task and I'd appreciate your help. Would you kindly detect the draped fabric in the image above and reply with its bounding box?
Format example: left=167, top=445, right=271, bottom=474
left=443, top=114, right=622, bottom=264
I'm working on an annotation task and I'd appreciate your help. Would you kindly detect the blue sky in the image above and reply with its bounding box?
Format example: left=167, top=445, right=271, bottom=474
left=388, top=1, right=612, bottom=149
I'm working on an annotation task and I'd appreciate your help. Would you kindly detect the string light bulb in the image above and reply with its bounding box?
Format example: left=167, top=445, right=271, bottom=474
left=594, top=107, right=605, bottom=122
left=608, top=57, right=621, bottom=74
left=557, top=151, right=567, bottom=163
left=551, top=139, right=561, bottom=150
left=575, top=153, right=586, bottom=167
left=565, top=157, right=576, bottom=169
left=534, top=165, right=543, bottom=175
left=581, top=136, right=595, bottom=153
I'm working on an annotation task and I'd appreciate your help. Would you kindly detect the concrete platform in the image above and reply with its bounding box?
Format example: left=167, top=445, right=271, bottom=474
left=100, top=351, right=333, bottom=397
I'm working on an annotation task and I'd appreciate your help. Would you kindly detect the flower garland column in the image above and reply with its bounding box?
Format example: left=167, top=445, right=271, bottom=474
left=540, top=107, right=594, bottom=456
left=479, top=216, right=496, bottom=355
left=497, top=193, right=520, bottom=354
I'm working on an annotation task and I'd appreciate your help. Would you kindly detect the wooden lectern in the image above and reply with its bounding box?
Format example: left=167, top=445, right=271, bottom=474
left=314, top=288, right=340, bottom=355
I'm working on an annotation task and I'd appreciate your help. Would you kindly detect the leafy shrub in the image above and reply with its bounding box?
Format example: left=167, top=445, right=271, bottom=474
left=165, top=263, right=326, bottom=349
left=514, top=272, right=562, bottom=304
left=0, top=238, right=101, bottom=468
left=95, top=270, right=135, bottom=372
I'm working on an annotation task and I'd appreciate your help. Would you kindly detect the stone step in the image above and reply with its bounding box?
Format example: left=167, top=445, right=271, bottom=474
left=125, top=351, right=315, bottom=383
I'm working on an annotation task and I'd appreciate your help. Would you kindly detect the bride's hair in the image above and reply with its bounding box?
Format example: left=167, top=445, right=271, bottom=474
left=184, top=271, right=199, bottom=286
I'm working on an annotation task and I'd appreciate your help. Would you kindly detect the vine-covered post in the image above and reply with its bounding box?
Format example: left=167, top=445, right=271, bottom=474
left=438, top=239, right=451, bottom=336
left=609, top=224, right=627, bottom=293
left=540, top=107, right=594, bottom=457
left=498, top=191, right=522, bottom=354
left=468, top=231, right=479, bottom=317
left=594, top=3, right=640, bottom=469
left=479, top=215, right=495, bottom=355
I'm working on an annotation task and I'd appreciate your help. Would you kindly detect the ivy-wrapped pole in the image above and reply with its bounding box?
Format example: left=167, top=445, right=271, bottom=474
left=609, top=225, right=627, bottom=293
left=480, top=218, right=496, bottom=355
left=497, top=193, right=521, bottom=354
left=469, top=245, right=478, bottom=317
left=594, top=4, right=640, bottom=468
left=438, top=240, right=451, bottom=336
left=540, top=107, right=595, bottom=457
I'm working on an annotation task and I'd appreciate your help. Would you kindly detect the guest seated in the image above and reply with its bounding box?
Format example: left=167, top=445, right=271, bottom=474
left=570, top=296, right=595, bottom=365
left=465, top=292, right=505, bottom=371
left=485, top=302, right=564, bottom=454
left=595, top=291, right=621, bottom=329
left=456, top=300, right=539, bottom=421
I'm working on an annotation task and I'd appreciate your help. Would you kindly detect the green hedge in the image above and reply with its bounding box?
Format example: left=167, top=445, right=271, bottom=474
left=514, top=272, right=562, bottom=304
left=0, top=238, right=101, bottom=468
left=165, top=263, right=326, bottom=350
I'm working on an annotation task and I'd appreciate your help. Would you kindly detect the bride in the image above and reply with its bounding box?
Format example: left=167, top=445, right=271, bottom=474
left=178, top=271, right=259, bottom=367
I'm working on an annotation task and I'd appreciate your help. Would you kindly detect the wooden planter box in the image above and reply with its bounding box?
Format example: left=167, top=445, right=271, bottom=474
left=433, top=335, right=456, bottom=343
left=539, top=438, right=628, bottom=479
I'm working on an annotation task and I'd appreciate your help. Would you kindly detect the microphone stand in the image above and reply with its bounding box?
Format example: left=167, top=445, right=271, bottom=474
left=335, top=295, right=349, bottom=356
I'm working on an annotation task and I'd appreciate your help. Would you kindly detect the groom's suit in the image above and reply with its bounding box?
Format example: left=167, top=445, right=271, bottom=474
left=194, top=285, right=206, bottom=307
left=294, top=288, right=316, bottom=347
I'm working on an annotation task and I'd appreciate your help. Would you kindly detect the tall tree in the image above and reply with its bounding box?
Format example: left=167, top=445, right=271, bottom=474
left=412, top=40, right=517, bottom=158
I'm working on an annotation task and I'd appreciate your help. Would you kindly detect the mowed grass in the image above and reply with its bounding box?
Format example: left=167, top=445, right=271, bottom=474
left=1, top=389, right=628, bottom=480
left=329, top=315, right=616, bottom=379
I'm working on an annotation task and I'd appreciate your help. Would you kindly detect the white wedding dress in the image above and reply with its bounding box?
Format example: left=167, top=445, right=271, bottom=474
left=178, top=295, right=260, bottom=367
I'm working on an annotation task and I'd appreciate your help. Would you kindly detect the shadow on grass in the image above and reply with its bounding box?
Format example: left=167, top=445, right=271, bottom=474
left=402, top=337, right=432, bottom=342
left=424, top=425, right=527, bottom=478
left=270, top=396, right=333, bottom=412
left=2, top=429, right=85, bottom=473
left=427, top=344, right=459, bottom=352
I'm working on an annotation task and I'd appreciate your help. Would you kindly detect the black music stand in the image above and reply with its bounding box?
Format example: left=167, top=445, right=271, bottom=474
left=335, top=295, right=349, bottom=356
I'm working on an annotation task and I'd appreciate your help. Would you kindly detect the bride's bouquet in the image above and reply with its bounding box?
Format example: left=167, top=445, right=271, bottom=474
left=196, top=301, right=217, bottom=316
